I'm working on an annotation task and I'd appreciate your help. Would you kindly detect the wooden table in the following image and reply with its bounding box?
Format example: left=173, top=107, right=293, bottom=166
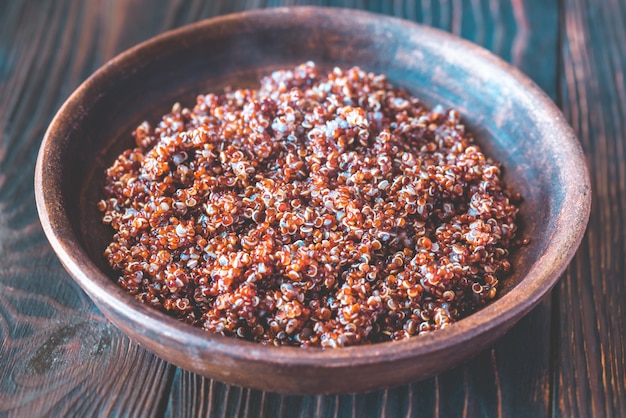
left=1, top=0, right=623, bottom=416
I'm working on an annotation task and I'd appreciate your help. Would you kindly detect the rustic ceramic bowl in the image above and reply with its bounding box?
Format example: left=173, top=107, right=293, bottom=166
left=35, top=7, right=590, bottom=394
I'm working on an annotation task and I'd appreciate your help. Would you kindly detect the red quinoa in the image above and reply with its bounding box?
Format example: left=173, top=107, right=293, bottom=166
left=100, top=62, right=522, bottom=348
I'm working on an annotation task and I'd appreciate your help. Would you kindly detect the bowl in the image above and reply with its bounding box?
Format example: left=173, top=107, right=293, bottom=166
left=34, top=7, right=591, bottom=394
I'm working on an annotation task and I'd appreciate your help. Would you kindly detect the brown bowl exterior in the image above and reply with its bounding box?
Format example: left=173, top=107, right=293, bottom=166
left=34, top=7, right=590, bottom=394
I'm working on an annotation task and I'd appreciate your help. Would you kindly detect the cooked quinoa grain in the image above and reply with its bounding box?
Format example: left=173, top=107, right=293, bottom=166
left=100, top=62, right=522, bottom=348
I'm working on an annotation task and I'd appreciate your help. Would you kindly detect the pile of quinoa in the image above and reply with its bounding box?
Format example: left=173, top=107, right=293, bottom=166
left=99, top=62, right=522, bottom=348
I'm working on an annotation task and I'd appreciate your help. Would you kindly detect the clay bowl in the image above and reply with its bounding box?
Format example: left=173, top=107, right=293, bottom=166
left=35, top=7, right=590, bottom=394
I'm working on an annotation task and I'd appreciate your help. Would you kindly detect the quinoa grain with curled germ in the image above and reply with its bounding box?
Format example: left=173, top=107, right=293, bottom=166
left=100, top=62, right=522, bottom=348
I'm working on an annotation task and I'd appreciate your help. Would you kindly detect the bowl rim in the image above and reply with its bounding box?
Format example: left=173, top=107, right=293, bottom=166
left=34, top=6, right=591, bottom=370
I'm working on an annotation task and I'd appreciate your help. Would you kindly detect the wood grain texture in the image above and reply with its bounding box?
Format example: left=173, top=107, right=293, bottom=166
left=0, top=1, right=175, bottom=416
left=556, top=0, right=626, bottom=416
left=0, top=0, right=614, bottom=416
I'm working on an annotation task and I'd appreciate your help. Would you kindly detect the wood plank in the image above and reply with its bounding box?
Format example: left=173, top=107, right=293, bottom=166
left=432, top=0, right=559, bottom=413
left=0, top=1, right=177, bottom=416
left=555, top=0, right=626, bottom=415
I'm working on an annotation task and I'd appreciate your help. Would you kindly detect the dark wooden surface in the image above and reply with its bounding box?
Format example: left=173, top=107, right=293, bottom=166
left=0, top=0, right=622, bottom=416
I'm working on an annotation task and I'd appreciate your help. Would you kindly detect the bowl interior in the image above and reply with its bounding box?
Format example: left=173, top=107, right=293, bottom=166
left=37, top=7, right=589, bottom=393
left=73, top=15, right=550, bottom=296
